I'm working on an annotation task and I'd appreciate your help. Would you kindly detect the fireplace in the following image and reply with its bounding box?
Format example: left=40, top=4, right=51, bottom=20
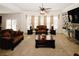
left=75, top=30, right=79, bottom=40
left=68, top=29, right=75, bottom=39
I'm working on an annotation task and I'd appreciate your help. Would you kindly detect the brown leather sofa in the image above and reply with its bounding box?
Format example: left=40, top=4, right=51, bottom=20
left=0, top=29, right=24, bottom=50
left=35, top=25, right=48, bottom=34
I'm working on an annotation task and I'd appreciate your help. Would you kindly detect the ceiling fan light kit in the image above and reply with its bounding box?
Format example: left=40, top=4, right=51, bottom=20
left=40, top=11, right=47, bottom=15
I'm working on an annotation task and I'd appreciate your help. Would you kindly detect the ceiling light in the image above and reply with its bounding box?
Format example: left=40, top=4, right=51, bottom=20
left=40, top=10, right=47, bottom=15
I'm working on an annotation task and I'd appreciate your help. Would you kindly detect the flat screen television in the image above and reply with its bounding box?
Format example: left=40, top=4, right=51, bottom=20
left=68, top=7, right=79, bottom=23
left=0, top=16, right=2, bottom=23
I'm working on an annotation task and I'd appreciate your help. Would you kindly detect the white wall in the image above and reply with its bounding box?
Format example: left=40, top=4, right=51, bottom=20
left=24, top=10, right=61, bottom=16
left=0, top=13, right=62, bottom=34
left=61, top=4, right=79, bottom=34
left=1, top=4, right=78, bottom=34
left=62, top=4, right=79, bottom=12
left=56, top=4, right=79, bottom=33
left=0, top=13, right=27, bottom=33
left=57, top=14, right=63, bottom=33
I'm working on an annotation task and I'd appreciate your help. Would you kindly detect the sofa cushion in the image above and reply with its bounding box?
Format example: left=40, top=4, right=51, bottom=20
left=3, top=31, right=11, bottom=37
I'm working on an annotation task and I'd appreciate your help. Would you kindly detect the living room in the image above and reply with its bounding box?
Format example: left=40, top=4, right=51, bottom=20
left=0, top=2, right=79, bottom=56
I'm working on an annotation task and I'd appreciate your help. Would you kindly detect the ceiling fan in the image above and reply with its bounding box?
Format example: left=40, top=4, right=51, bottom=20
left=39, top=3, right=51, bottom=15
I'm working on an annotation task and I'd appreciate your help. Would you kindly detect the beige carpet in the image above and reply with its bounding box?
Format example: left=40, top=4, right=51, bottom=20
left=0, top=33, right=79, bottom=56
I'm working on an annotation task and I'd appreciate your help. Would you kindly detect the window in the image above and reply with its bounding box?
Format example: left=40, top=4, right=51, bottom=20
left=6, top=19, right=11, bottom=29
left=46, top=16, right=50, bottom=29
left=53, top=16, right=58, bottom=30
left=26, top=16, right=31, bottom=30
left=6, top=19, right=17, bottom=31
left=34, top=16, right=38, bottom=28
left=12, top=20, right=17, bottom=31
left=40, top=16, right=44, bottom=25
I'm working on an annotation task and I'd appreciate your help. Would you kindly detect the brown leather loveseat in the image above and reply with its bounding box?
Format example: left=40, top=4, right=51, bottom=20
left=35, top=25, right=48, bottom=34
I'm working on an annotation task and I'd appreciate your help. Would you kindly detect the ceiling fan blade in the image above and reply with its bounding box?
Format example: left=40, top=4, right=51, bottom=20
left=45, top=8, right=51, bottom=10
left=39, top=6, right=43, bottom=10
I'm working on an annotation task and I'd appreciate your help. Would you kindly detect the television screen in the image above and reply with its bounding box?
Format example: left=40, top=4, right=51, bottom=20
left=68, top=7, right=79, bottom=23
left=0, top=16, right=2, bottom=23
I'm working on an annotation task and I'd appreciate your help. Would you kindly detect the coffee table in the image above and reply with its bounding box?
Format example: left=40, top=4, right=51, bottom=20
left=35, top=35, right=55, bottom=48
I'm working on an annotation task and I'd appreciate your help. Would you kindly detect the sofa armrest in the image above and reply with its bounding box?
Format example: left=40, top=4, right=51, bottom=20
left=1, top=37, right=14, bottom=41
left=12, top=35, right=23, bottom=44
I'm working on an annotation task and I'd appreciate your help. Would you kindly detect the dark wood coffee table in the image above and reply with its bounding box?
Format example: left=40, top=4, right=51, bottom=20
left=35, top=35, right=55, bottom=48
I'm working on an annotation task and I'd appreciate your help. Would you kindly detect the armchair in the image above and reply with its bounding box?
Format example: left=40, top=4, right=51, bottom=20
left=27, top=26, right=33, bottom=35
left=50, top=26, right=56, bottom=35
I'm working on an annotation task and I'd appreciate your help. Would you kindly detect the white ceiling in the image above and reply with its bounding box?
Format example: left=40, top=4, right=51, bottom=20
left=0, top=3, right=76, bottom=15
left=14, top=3, right=73, bottom=11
